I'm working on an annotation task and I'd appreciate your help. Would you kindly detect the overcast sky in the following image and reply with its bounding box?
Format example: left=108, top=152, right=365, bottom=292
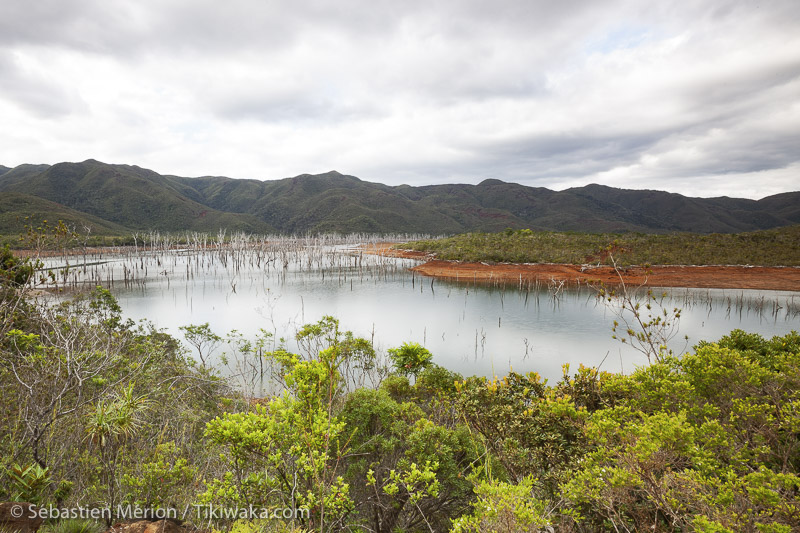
left=1, top=0, right=798, bottom=198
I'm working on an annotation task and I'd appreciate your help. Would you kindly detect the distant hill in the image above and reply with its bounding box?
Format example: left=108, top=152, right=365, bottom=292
left=0, top=160, right=273, bottom=234
left=1, top=159, right=798, bottom=235
left=0, top=192, right=130, bottom=235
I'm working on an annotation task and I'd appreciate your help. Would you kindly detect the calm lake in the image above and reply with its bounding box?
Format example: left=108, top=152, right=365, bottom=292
left=43, top=241, right=800, bottom=383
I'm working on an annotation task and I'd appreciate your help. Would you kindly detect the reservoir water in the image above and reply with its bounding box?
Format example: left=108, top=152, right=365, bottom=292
left=42, top=242, right=800, bottom=383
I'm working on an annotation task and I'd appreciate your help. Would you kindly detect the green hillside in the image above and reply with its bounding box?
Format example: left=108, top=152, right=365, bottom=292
left=567, top=184, right=796, bottom=233
left=0, top=192, right=132, bottom=237
left=1, top=159, right=798, bottom=236
left=169, top=172, right=800, bottom=234
left=1, top=160, right=274, bottom=234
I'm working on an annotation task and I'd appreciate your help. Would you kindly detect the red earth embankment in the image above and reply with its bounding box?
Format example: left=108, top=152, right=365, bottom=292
left=364, top=243, right=800, bottom=291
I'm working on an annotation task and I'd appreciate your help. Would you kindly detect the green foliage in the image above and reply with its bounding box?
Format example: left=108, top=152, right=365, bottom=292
left=226, top=519, right=308, bottom=533
left=388, top=342, right=433, bottom=376
left=180, top=323, right=222, bottom=368
left=341, top=385, right=477, bottom=531
left=413, top=364, right=464, bottom=420
left=85, top=383, right=151, bottom=447
left=456, top=372, right=587, bottom=493
left=450, top=476, right=553, bottom=532
left=1, top=277, right=798, bottom=531
left=402, top=226, right=800, bottom=266
left=379, top=460, right=439, bottom=502
left=555, top=363, right=615, bottom=412
left=0, top=245, right=34, bottom=286
left=5, top=463, right=51, bottom=504
left=18, top=218, right=79, bottom=254
left=203, top=328, right=358, bottom=531
left=559, top=331, right=800, bottom=531
left=445, top=330, right=800, bottom=531
left=598, top=268, right=686, bottom=363
left=0, top=285, right=224, bottom=517
left=121, top=441, right=198, bottom=508
left=39, top=519, right=105, bottom=533
left=294, top=315, right=381, bottom=391
left=87, top=286, right=127, bottom=330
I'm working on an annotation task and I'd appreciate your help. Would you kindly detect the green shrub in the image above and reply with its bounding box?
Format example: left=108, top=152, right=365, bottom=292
left=5, top=463, right=50, bottom=504
left=388, top=342, right=433, bottom=376
left=39, top=519, right=104, bottom=533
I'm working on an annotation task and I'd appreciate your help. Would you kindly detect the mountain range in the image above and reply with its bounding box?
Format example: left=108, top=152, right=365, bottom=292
left=1, top=159, right=798, bottom=235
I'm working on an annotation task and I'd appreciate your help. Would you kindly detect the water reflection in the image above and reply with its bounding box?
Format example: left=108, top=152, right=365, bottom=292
left=39, top=246, right=799, bottom=383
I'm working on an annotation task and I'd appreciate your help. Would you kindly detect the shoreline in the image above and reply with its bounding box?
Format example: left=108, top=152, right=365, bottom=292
left=364, top=244, right=800, bottom=292
left=12, top=243, right=800, bottom=292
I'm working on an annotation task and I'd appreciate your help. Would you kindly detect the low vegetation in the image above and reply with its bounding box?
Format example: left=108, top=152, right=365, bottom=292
left=400, top=225, right=800, bottom=266
left=1, top=248, right=799, bottom=532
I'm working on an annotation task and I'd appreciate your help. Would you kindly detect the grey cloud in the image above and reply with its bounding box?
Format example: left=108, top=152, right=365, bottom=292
left=0, top=0, right=146, bottom=54
left=463, top=129, right=669, bottom=179
left=680, top=60, right=800, bottom=117
left=469, top=119, right=800, bottom=185
left=355, top=131, right=660, bottom=187
left=0, top=52, right=85, bottom=117
left=655, top=128, right=800, bottom=178
left=1, top=1, right=794, bottom=62
left=214, top=91, right=383, bottom=124
left=0, top=0, right=416, bottom=56
left=0, top=1, right=609, bottom=62
left=0, top=0, right=798, bottom=198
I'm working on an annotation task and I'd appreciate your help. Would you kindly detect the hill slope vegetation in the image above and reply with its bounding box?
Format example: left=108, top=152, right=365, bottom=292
left=1, top=159, right=798, bottom=235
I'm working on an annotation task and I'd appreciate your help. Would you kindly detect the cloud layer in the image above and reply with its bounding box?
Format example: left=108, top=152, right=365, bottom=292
left=1, top=0, right=798, bottom=198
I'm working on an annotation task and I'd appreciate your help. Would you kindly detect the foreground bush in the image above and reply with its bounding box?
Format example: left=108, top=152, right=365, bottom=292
left=1, top=266, right=797, bottom=531
left=454, top=330, right=800, bottom=532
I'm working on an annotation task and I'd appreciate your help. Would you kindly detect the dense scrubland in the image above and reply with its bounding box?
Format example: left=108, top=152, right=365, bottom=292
left=400, top=225, right=800, bottom=266
left=1, top=239, right=799, bottom=533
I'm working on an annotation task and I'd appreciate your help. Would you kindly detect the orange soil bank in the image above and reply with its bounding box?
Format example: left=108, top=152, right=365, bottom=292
left=364, top=243, right=800, bottom=292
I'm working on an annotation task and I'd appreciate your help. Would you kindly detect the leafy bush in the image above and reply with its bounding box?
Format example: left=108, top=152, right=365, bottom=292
left=451, top=476, right=553, bottom=532
left=560, top=330, right=800, bottom=531
left=0, top=245, right=34, bottom=286
left=5, top=463, right=50, bottom=504
left=388, top=342, right=434, bottom=376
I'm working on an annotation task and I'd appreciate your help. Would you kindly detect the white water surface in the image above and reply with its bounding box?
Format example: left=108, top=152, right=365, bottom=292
left=41, top=245, right=800, bottom=383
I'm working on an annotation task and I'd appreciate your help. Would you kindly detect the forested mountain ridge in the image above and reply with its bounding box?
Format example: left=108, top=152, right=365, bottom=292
left=1, top=159, right=798, bottom=235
